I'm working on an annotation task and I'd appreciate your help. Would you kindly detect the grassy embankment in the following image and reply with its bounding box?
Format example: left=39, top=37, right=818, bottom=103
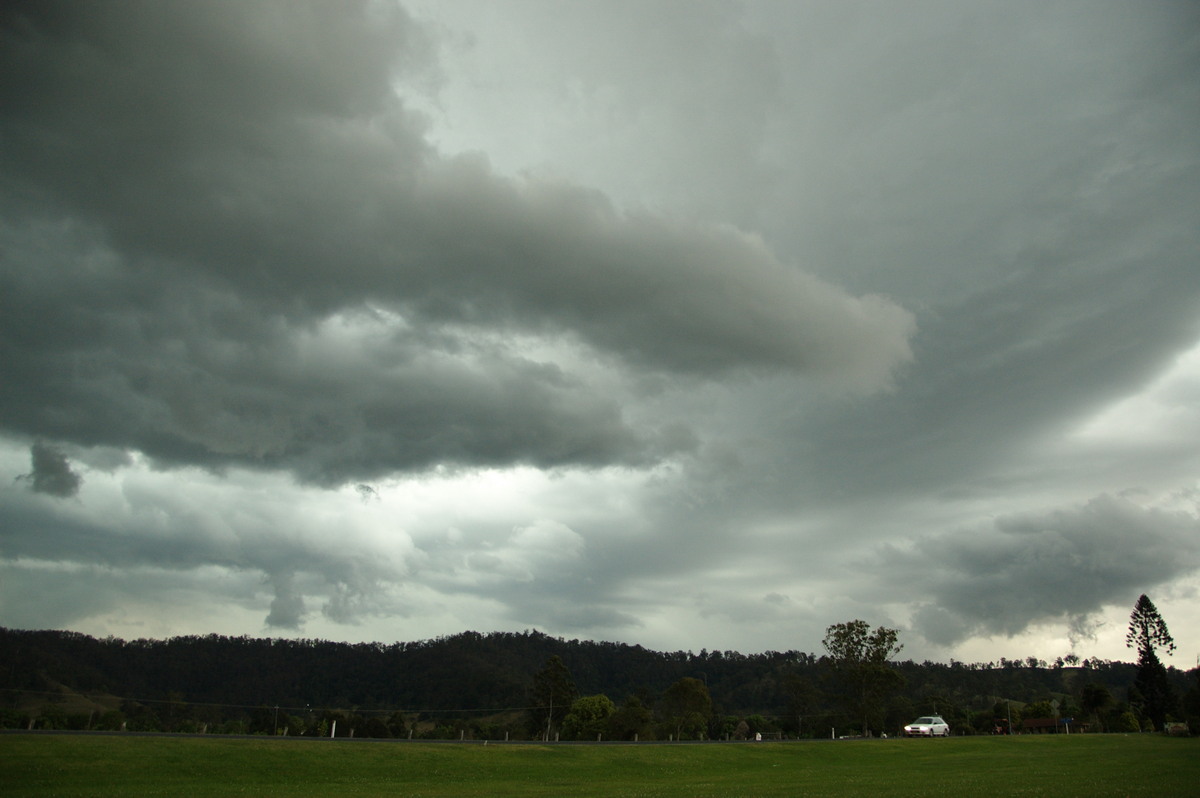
left=2, top=732, right=1196, bottom=797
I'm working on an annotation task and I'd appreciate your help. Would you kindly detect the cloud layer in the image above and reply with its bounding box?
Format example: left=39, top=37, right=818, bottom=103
left=1, top=0, right=913, bottom=488
left=1, top=0, right=1198, bottom=661
left=896, top=494, right=1200, bottom=646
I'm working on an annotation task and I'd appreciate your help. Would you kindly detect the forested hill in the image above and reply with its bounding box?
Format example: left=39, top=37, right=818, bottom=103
left=4, top=627, right=744, bottom=712
left=1, top=627, right=1193, bottom=737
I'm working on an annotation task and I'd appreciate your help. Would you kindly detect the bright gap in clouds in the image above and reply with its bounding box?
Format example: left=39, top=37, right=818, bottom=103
left=1072, top=339, right=1200, bottom=447
left=0, top=435, right=666, bottom=642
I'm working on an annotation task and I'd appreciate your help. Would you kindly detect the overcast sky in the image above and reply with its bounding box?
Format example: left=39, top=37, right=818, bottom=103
left=2, top=0, right=1198, bottom=667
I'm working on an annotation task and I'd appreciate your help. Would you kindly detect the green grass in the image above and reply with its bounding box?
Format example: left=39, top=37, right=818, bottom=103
left=2, top=733, right=1197, bottom=797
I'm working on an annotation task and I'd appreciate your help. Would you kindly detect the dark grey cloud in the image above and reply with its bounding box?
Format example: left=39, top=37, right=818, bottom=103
left=17, top=441, right=82, bottom=498
left=890, top=493, right=1200, bottom=646
left=0, top=0, right=912, bottom=487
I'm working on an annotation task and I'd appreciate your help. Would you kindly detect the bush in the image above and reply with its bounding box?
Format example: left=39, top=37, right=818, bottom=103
left=1113, top=711, right=1141, bottom=733
left=94, top=710, right=126, bottom=731
left=0, top=708, right=32, bottom=729
left=561, top=694, right=615, bottom=741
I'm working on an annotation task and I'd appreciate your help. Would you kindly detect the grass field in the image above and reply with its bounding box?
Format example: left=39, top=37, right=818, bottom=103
left=2, top=732, right=1196, bottom=797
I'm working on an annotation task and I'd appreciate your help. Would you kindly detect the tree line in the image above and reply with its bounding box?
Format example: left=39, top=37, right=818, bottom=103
left=2, top=596, right=1195, bottom=738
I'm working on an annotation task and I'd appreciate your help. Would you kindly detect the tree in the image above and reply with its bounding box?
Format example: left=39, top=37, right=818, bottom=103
left=1113, top=710, right=1142, bottom=733
left=1079, top=683, right=1112, bottom=731
left=528, top=655, right=577, bottom=740
left=1127, top=594, right=1176, bottom=660
left=784, top=673, right=821, bottom=737
left=822, top=620, right=904, bottom=736
left=659, top=677, right=712, bottom=740
left=1022, top=699, right=1055, bottom=720
left=560, top=694, right=615, bottom=740
left=608, top=695, right=655, bottom=741
left=1125, top=594, right=1177, bottom=730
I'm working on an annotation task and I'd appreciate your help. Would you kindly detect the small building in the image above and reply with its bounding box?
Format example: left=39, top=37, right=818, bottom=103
left=1021, top=717, right=1087, bottom=734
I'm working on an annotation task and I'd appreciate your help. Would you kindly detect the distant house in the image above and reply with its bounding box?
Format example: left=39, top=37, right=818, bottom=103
left=1021, top=717, right=1087, bottom=734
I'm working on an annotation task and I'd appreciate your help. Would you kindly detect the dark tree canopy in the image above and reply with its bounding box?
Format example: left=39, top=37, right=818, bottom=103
left=823, top=621, right=902, bottom=666
left=822, top=620, right=904, bottom=736
left=659, top=677, right=713, bottom=740
left=528, top=655, right=577, bottom=739
left=560, top=694, right=616, bottom=740
left=607, top=696, right=654, bottom=741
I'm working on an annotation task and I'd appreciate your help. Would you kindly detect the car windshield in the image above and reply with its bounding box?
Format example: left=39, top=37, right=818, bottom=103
left=914, top=718, right=934, bottom=724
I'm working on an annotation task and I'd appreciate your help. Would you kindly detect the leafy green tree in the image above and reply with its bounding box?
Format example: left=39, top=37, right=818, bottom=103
left=822, top=620, right=904, bottom=736
left=528, top=655, right=577, bottom=740
left=746, top=714, right=776, bottom=737
left=1022, top=699, right=1055, bottom=719
left=659, top=677, right=713, bottom=740
left=1113, top=710, right=1141, bottom=732
left=1125, top=594, right=1177, bottom=730
left=608, top=695, right=654, bottom=740
left=561, top=694, right=615, bottom=740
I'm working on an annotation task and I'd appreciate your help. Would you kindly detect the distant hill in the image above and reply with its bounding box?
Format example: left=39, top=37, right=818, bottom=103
left=1, top=627, right=1192, bottom=737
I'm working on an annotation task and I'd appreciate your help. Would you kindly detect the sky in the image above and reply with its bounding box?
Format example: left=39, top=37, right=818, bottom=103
left=2, top=0, right=1198, bottom=668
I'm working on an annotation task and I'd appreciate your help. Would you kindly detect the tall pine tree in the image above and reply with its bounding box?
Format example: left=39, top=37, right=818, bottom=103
left=1125, top=594, right=1177, bottom=730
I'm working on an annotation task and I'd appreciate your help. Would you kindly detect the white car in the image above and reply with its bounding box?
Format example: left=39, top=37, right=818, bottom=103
left=904, top=715, right=950, bottom=737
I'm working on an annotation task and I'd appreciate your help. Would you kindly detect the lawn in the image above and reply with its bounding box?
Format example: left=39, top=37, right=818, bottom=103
left=2, top=732, right=1196, bottom=797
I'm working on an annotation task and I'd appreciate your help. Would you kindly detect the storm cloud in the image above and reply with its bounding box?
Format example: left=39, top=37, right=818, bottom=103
left=1, top=0, right=913, bottom=486
left=1, top=0, right=1198, bottom=661
left=896, top=493, right=1200, bottom=646
left=17, top=442, right=82, bottom=498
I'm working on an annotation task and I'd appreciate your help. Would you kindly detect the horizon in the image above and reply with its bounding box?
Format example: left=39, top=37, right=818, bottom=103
left=3, top=623, right=1184, bottom=671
